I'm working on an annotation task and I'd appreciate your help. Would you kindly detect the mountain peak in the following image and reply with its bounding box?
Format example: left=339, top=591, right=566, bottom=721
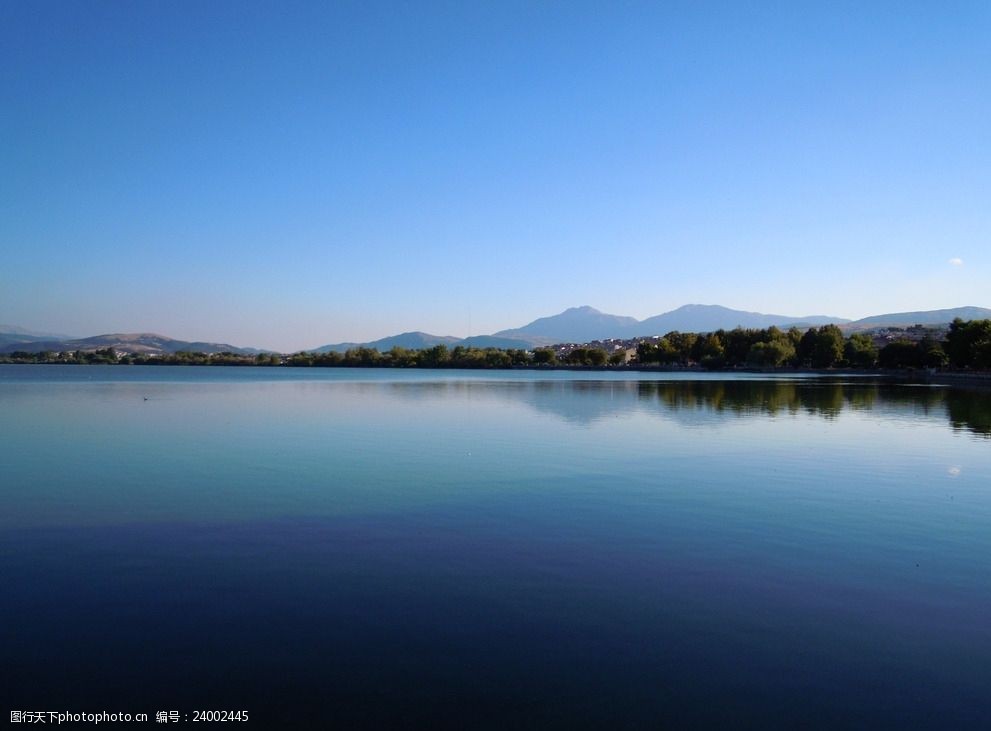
left=493, top=306, right=639, bottom=343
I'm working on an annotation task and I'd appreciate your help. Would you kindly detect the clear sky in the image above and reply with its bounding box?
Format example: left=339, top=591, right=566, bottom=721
left=2, top=1, right=989, bottom=351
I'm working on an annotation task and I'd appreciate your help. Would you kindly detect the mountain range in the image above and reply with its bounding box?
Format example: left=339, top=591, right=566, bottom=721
left=0, top=333, right=264, bottom=356
left=311, top=332, right=548, bottom=354
left=490, top=305, right=846, bottom=345
left=842, top=307, right=991, bottom=330
left=3, top=304, right=989, bottom=355
left=314, top=304, right=989, bottom=352
left=0, top=324, right=77, bottom=348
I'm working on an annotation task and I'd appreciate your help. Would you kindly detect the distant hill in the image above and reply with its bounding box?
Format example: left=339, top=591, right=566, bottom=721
left=494, top=306, right=640, bottom=344
left=634, top=304, right=848, bottom=337
left=313, top=331, right=541, bottom=353
left=494, top=304, right=849, bottom=342
left=0, top=333, right=54, bottom=348
left=309, top=305, right=851, bottom=352
left=311, top=304, right=991, bottom=353
left=0, top=325, right=75, bottom=347
left=844, top=306, right=991, bottom=330
left=313, top=331, right=462, bottom=354
left=0, top=333, right=264, bottom=356
left=9, top=305, right=990, bottom=358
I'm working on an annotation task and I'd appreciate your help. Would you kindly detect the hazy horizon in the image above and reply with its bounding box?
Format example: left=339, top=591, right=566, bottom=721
left=3, top=2, right=989, bottom=352
left=7, top=301, right=991, bottom=355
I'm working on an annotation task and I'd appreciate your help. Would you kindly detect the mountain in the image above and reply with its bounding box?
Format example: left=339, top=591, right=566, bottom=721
left=10, top=305, right=989, bottom=358
left=635, top=304, right=849, bottom=337
left=495, top=304, right=848, bottom=342
left=314, top=302, right=988, bottom=352
left=0, top=332, right=54, bottom=348
left=0, top=324, right=75, bottom=339
left=845, top=306, right=991, bottom=330
left=0, top=333, right=264, bottom=356
left=310, top=304, right=851, bottom=352
left=314, top=331, right=543, bottom=353
left=313, top=331, right=463, bottom=354
left=0, top=325, right=76, bottom=348
left=494, top=306, right=640, bottom=344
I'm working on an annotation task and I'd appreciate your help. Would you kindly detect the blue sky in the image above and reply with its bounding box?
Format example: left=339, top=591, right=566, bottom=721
left=2, top=1, right=989, bottom=351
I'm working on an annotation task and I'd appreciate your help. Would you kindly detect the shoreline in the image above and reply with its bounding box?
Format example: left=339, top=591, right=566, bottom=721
left=3, top=360, right=991, bottom=386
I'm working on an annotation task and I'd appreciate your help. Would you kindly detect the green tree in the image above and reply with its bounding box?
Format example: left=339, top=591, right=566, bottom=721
left=314, top=350, right=344, bottom=366
left=419, top=344, right=450, bottom=368
left=533, top=348, right=556, bottom=365
left=567, top=348, right=589, bottom=365
left=694, top=333, right=725, bottom=369
left=507, top=349, right=530, bottom=366
left=722, top=328, right=757, bottom=366
left=636, top=341, right=659, bottom=364
left=747, top=339, right=796, bottom=367
left=879, top=340, right=921, bottom=368
left=288, top=352, right=315, bottom=366
left=343, top=347, right=381, bottom=366
left=945, top=318, right=991, bottom=368
left=918, top=336, right=949, bottom=368
left=809, top=325, right=844, bottom=368
left=484, top=349, right=512, bottom=368
left=664, top=332, right=698, bottom=365
left=387, top=346, right=416, bottom=367
left=843, top=333, right=878, bottom=368
left=587, top=348, right=608, bottom=366
left=797, top=328, right=817, bottom=366
left=457, top=348, right=487, bottom=368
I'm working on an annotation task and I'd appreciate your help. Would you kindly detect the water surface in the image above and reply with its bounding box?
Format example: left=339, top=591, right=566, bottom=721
left=2, top=366, right=989, bottom=728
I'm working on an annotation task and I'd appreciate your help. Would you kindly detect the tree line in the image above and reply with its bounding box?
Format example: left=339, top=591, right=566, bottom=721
left=635, top=319, right=990, bottom=370
left=0, top=348, right=281, bottom=366
left=288, top=344, right=533, bottom=368
left=2, top=319, right=990, bottom=370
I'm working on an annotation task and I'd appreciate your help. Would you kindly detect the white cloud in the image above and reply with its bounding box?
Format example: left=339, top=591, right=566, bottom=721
left=948, top=257, right=964, bottom=266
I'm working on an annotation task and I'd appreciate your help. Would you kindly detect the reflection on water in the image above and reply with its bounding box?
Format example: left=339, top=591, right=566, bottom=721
left=383, top=377, right=990, bottom=437
left=637, top=380, right=989, bottom=437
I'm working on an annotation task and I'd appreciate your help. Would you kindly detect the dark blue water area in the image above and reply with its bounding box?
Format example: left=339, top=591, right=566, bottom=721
left=4, top=503, right=989, bottom=729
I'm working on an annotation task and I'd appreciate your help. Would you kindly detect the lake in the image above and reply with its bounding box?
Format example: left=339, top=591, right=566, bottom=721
left=1, top=366, right=989, bottom=729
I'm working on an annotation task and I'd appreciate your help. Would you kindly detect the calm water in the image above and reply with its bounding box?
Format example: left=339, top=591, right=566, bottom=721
left=1, top=366, right=989, bottom=729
